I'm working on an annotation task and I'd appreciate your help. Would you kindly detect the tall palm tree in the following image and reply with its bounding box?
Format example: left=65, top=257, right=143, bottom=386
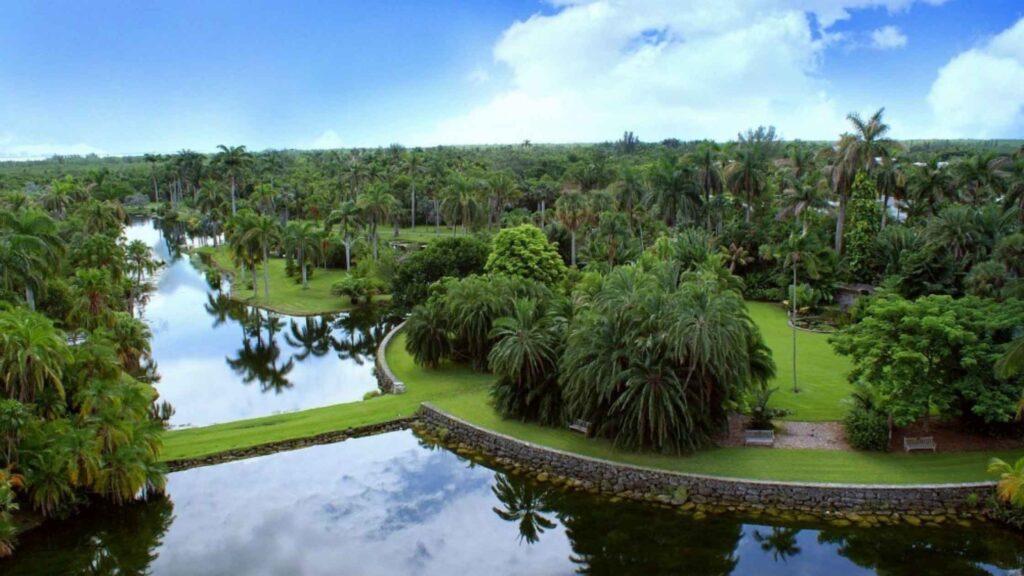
left=143, top=153, right=162, bottom=203
left=648, top=155, right=701, bottom=227
left=327, top=200, right=361, bottom=270
left=282, top=221, right=322, bottom=289
left=725, top=147, right=768, bottom=223
left=441, top=173, right=479, bottom=234
left=776, top=174, right=828, bottom=235
left=241, top=215, right=282, bottom=301
left=830, top=108, right=894, bottom=254
left=555, top=188, right=590, bottom=267
left=1002, top=158, right=1024, bottom=224
left=356, top=182, right=397, bottom=260
left=691, top=142, right=724, bottom=232
left=213, top=145, right=252, bottom=215
left=874, top=155, right=905, bottom=229
left=486, top=171, right=521, bottom=228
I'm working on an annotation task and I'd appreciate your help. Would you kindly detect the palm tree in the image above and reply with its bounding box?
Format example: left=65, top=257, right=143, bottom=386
left=555, top=188, right=590, bottom=267
left=70, top=268, right=116, bottom=331
left=327, top=200, right=361, bottom=270
left=725, top=147, right=768, bottom=223
left=955, top=153, right=1009, bottom=207
left=0, top=307, right=71, bottom=403
left=830, top=108, right=894, bottom=254
left=0, top=209, right=63, bottom=310
left=441, top=173, right=479, bottom=233
left=78, top=200, right=125, bottom=236
left=143, top=153, right=162, bottom=202
left=647, top=155, right=701, bottom=227
left=776, top=233, right=823, bottom=393
left=490, top=474, right=557, bottom=544
left=226, top=210, right=262, bottom=296
left=486, top=171, right=521, bottom=228
left=907, top=157, right=953, bottom=219
left=988, top=457, right=1024, bottom=507
left=874, top=155, right=905, bottom=228
left=488, top=298, right=564, bottom=424
left=691, top=142, right=724, bottom=232
left=241, top=215, right=282, bottom=301
left=356, top=182, right=397, bottom=260
left=776, top=174, right=828, bottom=235
left=996, top=337, right=1024, bottom=379
left=213, top=145, right=252, bottom=215
left=282, top=221, right=322, bottom=289
left=1002, top=158, right=1024, bottom=224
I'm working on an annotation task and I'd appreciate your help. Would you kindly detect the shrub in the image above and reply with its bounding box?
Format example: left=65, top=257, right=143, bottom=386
left=747, top=386, right=788, bottom=430
left=844, top=407, right=888, bottom=451
left=391, top=236, right=489, bottom=310
left=485, top=225, right=566, bottom=286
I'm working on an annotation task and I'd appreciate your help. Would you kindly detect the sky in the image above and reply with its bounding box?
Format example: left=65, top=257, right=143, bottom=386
left=1, top=0, right=1022, bottom=159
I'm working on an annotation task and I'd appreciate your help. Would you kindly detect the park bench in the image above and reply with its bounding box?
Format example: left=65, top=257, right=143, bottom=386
left=903, top=436, right=937, bottom=452
left=744, top=429, right=775, bottom=447
left=568, top=419, right=591, bottom=435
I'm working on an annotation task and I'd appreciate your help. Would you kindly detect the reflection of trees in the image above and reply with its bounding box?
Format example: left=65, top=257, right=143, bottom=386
left=226, top=308, right=295, bottom=393
left=818, top=525, right=1024, bottom=576
left=752, top=526, right=801, bottom=563
left=285, top=316, right=335, bottom=360
left=487, top=470, right=742, bottom=575
left=490, top=474, right=558, bottom=544
left=0, top=494, right=173, bottom=575
left=204, top=293, right=235, bottom=328
left=331, top=305, right=398, bottom=365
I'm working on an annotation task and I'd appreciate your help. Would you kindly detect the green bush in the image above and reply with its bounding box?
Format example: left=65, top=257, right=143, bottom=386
left=844, top=407, right=889, bottom=451
left=485, top=224, right=566, bottom=286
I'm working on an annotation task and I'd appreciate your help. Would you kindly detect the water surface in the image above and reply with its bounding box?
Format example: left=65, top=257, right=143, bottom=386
left=4, top=430, right=1023, bottom=575
left=124, top=219, right=395, bottom=427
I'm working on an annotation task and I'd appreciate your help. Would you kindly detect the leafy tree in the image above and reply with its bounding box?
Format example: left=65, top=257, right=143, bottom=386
left=554, top=188, right=590, bottom=267
left=844, top=172, right=883, bottom=282
left=832, top=293, right=1024, bottom=429
left=357, top=182, right=397, bottom=260
left=213, top=144, right=252, bottom=215
left=282, top=221, right=323, bottom=289
left=391, top=236, right=489, bottom=310
left=484, top=225, right=567, bottom=286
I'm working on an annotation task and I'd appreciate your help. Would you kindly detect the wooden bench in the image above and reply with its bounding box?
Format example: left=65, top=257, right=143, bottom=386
left=568, top=419, right=591, bottom=435
left=744, top=429, right=775, bottom=447
left=903, top=436, right=936, bottom=452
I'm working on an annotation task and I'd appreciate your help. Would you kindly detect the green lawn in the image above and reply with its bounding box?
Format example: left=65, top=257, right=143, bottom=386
left=386, top=337, right=1022, bottom=485
left=161, top=332, right=490, bottom=461
left=196, top=245, right=367, bottom=316
left=747, top=301, right=854, bottom=421
left=392, top=224, right=468, bottom=244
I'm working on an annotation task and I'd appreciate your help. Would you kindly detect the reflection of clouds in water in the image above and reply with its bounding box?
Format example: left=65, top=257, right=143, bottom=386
left=124, top=220, right=383, bottom=427
left=151, top=431, right=572, bottom=576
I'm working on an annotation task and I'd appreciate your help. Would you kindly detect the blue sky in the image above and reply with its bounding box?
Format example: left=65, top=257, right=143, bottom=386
left=1, top=0, right=1022, bottom=158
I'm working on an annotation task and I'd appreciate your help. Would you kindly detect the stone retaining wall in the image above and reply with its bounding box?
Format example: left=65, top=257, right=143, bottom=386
left=165, top=418, right=413, bottom=472
left=418, top=403, right=994, bottom=515
left=374, top=321, right=407, bottom=394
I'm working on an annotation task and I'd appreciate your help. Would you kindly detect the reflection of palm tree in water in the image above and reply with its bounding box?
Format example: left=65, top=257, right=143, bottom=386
left=226, top=307, right=295, bottom=393
left=331, top=305, right=397, bottom=365
left=204, top=293, right=234, bottom=328
left=490, top=474, right=559, bottom=545
left=285, top=316, right=335, bottom=361
left=753, top=526, right=802, bottom=562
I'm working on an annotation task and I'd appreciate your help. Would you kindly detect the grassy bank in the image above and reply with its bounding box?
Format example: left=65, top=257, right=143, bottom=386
left=161, top=333, right=489, bottom=460
left=196, top=245, right=364, bottom=315
left=747, top=301, right=853, bottom=421
left=386, top=335, right=1022, bottom=484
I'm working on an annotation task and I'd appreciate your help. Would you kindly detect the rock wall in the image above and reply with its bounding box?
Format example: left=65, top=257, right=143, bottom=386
left=418, top=403, right=994, bottom=516
left=374, top=321, right=407, bottom=394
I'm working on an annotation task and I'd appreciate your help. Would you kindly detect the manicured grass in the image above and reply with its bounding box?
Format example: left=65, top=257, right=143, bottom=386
left=747, top=301, right=853, bottom=421
left=386, top=336, right=1024, bottom=484
left=161, top=333, right=490, bottom=461
left=392, top=224, right=468, bottom=245
left=197, top=245, right=368, bottom=315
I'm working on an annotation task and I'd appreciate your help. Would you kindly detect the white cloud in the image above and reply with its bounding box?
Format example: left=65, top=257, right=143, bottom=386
left=870, top=25, right=907, bottom=49
left=927, top=16, right=1024, bottom=137
left=0, top=132, right=106, bottom=161
left=309, top=129, right=344, bottom=150
left=424, top=0, right=941, bottom=145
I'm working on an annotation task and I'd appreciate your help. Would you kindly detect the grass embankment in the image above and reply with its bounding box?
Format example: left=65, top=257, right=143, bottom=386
left=196, top=245, right=373, bottom=316
left=747, top=301, right=854, bottom=421
left=393, top=224, right=468, bottom=244
left=160, top=333, right=489, bottom=461
left=386, top=337, right=1024, bottom=485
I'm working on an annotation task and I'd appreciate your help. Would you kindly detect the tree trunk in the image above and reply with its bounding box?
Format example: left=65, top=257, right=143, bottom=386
left=252, top=263, right=258, bottom=297
left=834, top=193, right=847, bottom=255
left=792, top=260, right=799, bottom=394
left=230, top=176, right=237, bottom=216
left=300, top=247, right=308, bottom=289
left=344, top=238, right=351, bottom=270
left=262, top=247, right=270, bottom=301
left=434, top=200, right=440, bottom=235
left=881, top=191, right=889, bottom=229
left=411, top=185, right=416, bottom=230
left=570, top=230, right=577, bottom=267
left=25, top=285, right=35, bottom=311
left=371, top=222, right=379, bottom=260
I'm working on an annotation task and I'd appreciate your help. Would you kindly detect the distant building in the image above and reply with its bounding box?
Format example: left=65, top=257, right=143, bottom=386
left=836, top=283, right=876, bottom=312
